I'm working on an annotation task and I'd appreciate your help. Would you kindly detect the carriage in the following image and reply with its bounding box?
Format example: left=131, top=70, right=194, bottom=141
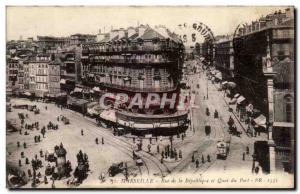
left=108, top=162, right=124, bottom=177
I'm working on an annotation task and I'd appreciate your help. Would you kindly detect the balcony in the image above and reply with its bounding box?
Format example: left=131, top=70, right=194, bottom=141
left=102, top=58, right=174, bottom=64
left=101, top=82, right=177, bottom=93
left=84, top=45, right=180, bottom=55
left=116, top=110, right=188, bottom=125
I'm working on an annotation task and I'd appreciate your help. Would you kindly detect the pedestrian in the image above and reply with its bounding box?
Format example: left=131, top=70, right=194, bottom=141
left=28, top=169, right=32, bottom=177
left=161, top=151, right=164, bottom=159
left=21, top=151, right=24, bottom=158
left=17, top=141, right=20, bottom=147
left=40, top=149, right=43, bottom=157
left=95, top=138, right=98, bottom=144
left=149, top=137, right=152, bottom=144
left=19, top=129, right=22, bottom=135
left=38, top=135, right=41, bottom=142
left=255, top=166, right=259, bottom=174
left=207, top=154, right=210, bottom=162
left=23, top=142, right=27, bottom=149
left=26, top=157, right=29, bottom=164
left=242, top=152, right=245, bottom=161
left=246, top=146, right=249, bottom=155
left=161, top=157, right=164, bottom=163
left=181, top=134, right=184, bottom=141
left=102, top=137, right=104, bottom=145
left=133, top=137, right=135, bottom=143
left=148, top=144, right=151, bottom=153
left=19, top=159, right=22, bottom=167
left=45, top=106, right=47, bottom=110
left=201, top=155, right=205, bottom=164
left=156, top=136, right=158, bottom=142
left=179, top=150, right=182, bottom=159
left=81, top=129, right=84, bottom=136
left=57, top=116, right=59, bottom=122
left=44, top=176, right=48, bottom=184
left=192, top=154, right=195, bottom=162
left=196, top=159, right=199, bottom=168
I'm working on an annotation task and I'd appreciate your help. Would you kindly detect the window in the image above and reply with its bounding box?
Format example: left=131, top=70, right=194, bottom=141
left=284, top=95, right=293, bottom=122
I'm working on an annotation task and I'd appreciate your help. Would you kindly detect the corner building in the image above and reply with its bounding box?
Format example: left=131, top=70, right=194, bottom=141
left=81, top=25, right=189, bottom=136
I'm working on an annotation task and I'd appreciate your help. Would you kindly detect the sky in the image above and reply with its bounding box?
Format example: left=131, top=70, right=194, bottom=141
left=6, top=6, right=291, bottom=41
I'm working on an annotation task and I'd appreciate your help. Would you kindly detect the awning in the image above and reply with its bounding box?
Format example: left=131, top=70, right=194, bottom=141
left=215, top=72, right=222, bottom=80
left=273, top=122, right=294, bottom=128
left=60, top=79, right=66, bottom=84
left=253, top=114, right=266, bottom=128
left=221, top=81, right=228, bottom=86
left=227, top=82, right=236, bottom=88
left=24, top=92, right=31, bottom=96
left=74, top=87, right=83, bottom=93
left=237, top=95, right=246, bottom=104
left=55, top=92, right=67, bottom=97
left=93, top=87, right=100, bottom=92
left=234, top=93, right=240, bottom=98
left=99, top=109, right=116, bottom=122
left=123, top=76, right=131, bottom=81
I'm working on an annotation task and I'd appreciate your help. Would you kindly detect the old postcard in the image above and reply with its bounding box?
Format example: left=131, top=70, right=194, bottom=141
left=6, top=6, right=295, bottom=189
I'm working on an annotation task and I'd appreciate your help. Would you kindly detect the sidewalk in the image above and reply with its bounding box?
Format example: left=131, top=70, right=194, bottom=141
left=209, top=77, right=268, bottom=142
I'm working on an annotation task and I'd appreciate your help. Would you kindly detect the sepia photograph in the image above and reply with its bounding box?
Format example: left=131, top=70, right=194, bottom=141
left=5, top=5, right=295, bottom=189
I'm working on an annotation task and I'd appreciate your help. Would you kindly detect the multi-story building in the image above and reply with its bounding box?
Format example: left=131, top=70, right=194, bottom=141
left=233, top=8, right=294, bottom=173
left=6, top=57, right=19, bottom=93
left=59, top=46, right=82, bottom=92
left=28, top=54, right=52, bottom=97
left=70, top=34, right=96, bottom=46
left=17, top=60, right=25, bottom=93
left=37, top=36, right=71, bottom=51
left=48, top=59, right=61, bottom=97
left=23, top=61, right=30, bottom=91
left=81, top=25, right=188, bottom=135
left=213, top=35, right=234, bottom=81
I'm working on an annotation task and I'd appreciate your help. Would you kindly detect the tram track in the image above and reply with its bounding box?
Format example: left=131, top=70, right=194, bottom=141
left=66, top=110, right=168, bottom=178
